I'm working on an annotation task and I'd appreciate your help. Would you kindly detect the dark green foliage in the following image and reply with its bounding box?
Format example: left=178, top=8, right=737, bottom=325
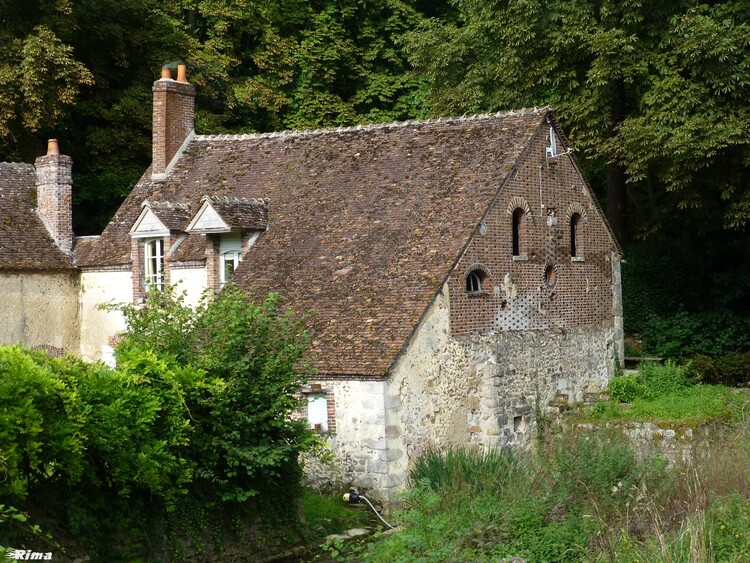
left=640, top=310, right=750, bottom=358
left=0, top=286, right=314, bottom=557
left=689, top=353, right=750, bottom=386
left=622, top=239, right=750, bottom=358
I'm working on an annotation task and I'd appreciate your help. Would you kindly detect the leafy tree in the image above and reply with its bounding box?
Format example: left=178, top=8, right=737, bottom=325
left=403, top=0, right=750, bottom=241
left=114, top=284, right=314, bottom=504
left=1, top=286, right=314, bottom=555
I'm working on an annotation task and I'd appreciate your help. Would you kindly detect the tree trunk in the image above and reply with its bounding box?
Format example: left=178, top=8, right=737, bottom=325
left=606, top=80, right=628, bottom=242
left=606, top=161, right=627, bottom=242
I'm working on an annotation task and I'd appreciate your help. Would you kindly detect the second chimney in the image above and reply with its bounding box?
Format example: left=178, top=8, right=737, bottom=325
left=152, top=64, right=196, bottom=179
left=35, top=139, right=73, bottom=254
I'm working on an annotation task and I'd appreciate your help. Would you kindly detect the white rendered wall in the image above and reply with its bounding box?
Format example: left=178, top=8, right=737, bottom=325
left=170, top=267, right=207, bottom=308
left=79, top=270, right=132, bottom=361
left=0, top=272, right=80, bottom=352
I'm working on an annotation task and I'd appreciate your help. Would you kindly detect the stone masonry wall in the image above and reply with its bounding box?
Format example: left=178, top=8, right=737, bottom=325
left=380, top=284, right=615, bottom=502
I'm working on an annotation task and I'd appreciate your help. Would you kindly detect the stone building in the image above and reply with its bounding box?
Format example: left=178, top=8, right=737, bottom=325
left=0, top=65, right=622, bottom=501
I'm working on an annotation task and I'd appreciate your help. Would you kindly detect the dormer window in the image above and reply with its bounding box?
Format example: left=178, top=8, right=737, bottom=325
left=185, top=196, right=269, bottom=290
left=144, top=238, right=165, bottom=290
left=129, top=201, right=191, bottom=300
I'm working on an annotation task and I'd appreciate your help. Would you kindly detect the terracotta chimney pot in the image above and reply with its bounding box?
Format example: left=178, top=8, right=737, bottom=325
left=47, top=139, right=60, bottom=156
left=161, top=66, right=172, bottom=80
left=176, top=64, right=187, bottom=83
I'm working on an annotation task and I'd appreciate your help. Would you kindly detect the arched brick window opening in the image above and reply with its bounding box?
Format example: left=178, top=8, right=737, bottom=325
left=465, top=269, right=488, bottom=292
left=512, top=208, right=525, bottom=256
left=570, top=213, right=581, bottom=257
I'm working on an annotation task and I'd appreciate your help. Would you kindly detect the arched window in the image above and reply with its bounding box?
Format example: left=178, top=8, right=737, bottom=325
left=570, top=213, right=581, bottom=258
left=465, top=268, right=488, bottom=293
left=512, top=208, right=524, bottom=256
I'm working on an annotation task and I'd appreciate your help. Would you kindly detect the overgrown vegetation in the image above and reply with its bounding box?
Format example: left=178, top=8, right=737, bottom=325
left=622, top=240, right=750, bottom=361
left=327, top=360, right=750, bottom=562
left=587, top=361, right=750, bottom=423
left=0, top=285, right=314, bottom=559
left=346, top=427, right=750, bottom=562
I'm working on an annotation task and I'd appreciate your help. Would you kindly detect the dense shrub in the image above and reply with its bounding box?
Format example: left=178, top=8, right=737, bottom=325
left=0, top=285, right=314, bottom=558
left=610, top=361, right=690, bottom=404
left=641, top=309, right=750, bottom=358
left=609, top=374, right=645, bottom=403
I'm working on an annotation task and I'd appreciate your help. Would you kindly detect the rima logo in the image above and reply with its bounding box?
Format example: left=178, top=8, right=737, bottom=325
left=8, top=550, right=53, bottom=560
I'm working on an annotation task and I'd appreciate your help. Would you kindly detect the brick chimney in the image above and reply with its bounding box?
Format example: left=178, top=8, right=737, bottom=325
left=35, top=139, right=73, bottom=254
left=152, top=64, right=196, bottom=179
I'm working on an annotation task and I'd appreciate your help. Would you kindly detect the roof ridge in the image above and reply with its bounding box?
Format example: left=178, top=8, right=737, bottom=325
left=0, top=162, right=35, bottom=170
left=193, top=107, right=551, bottom=143
left=142, top=200, right=191, bottom=210
left=203, top=195, right=269, bottom=206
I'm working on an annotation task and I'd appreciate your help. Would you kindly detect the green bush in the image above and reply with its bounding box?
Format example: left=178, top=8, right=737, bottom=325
left=1, top=285, right=314, bottom=558
left=610, top=361, right=690, bottom=404
left=715, top=353, right=750, bottom=387
left=641, top=309, right=750, bottom=358
left=687, top=353, right=750, bottom=387
left=610, top=374, right=645, bottom=403
left=638, top=361, right=691, bottom=400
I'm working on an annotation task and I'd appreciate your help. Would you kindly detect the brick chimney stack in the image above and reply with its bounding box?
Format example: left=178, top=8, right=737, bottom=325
left=35, top=139, right=73, bottom=254
left=152, top=64, right=196, bottom=179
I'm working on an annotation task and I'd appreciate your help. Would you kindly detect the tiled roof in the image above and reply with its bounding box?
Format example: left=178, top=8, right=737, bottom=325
left=78, top=109, right=549, bottom=376
left=0, top=163, right=73, bottom=271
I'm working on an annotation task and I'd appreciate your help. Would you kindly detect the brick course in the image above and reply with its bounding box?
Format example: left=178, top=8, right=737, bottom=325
left=34, top=154, right=73, bottom=254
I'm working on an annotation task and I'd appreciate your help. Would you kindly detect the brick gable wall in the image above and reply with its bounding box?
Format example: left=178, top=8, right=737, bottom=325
left=449, top=126, right=617, bottom=335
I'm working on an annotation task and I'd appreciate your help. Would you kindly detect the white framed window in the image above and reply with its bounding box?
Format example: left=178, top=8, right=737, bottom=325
left=219, top=233, right=242, bottom=286
left=144, top=238, right=165, bottom=290
left=307, top=394, right=328, bottom=432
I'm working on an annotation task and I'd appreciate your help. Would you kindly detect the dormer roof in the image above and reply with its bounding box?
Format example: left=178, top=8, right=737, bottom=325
left=186, top=196, right=268, bottom=234
left=130, top=201, right=191, bottom=238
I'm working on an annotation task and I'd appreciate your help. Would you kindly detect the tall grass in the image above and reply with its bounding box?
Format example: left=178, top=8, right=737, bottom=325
left=362, top=425, right=750, bottom=562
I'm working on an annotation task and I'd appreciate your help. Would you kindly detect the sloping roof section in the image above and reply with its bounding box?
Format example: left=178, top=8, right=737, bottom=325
left=186, top=196, right=268, bottom=233
left=0, top=163, right=74, bottom=271
left=77, top=109, right=549, bottom=376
